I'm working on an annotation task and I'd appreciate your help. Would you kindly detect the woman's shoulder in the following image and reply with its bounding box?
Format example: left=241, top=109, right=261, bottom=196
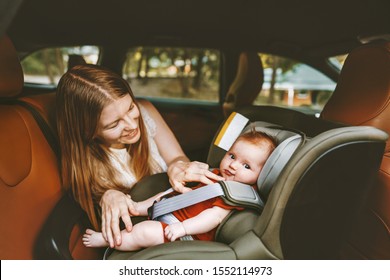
left=138, top=99, right=163, bottom=121
left=137, top=98, right=154, bottom=113
left=137, top=99, right=157, bottom=136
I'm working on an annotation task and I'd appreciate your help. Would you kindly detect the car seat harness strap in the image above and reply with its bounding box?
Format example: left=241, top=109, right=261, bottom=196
left=149, top=181, right=263, bottom=221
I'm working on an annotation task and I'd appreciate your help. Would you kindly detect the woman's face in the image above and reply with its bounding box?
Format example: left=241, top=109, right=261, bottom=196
left=96, top=94, right=141, bottom=149
left=219, top=139, right=269, bottom=185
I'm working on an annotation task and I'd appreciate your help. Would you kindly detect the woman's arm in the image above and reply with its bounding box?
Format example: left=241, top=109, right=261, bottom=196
left=164, top=206, right=231, bottom=241
left=139, top=100, right=224, bottom=192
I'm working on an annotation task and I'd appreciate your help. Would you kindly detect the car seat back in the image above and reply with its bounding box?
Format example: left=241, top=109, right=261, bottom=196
left=0, top=35, right=62, bottom=259
left=0, top=35, right=102, bottom=259
left=252, top=126, right=387, bottom=259
left=321, top=41, right=390, bottom=259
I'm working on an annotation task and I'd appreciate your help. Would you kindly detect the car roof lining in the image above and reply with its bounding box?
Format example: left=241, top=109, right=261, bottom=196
left=4, top=0, right=390, bottom=57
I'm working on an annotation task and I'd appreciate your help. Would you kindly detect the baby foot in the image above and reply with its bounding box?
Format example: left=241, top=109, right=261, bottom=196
left=82, top=229, right=108, bottom=248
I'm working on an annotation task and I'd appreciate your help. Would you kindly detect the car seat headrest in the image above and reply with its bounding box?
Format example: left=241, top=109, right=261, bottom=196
left=68, top=54, right=87, bottom=70
left=223, top=52, right=264, bottom=117
left=0, top=35, right=24, bottom=98
left=241, top=121, right=304, bottom=200
left=321, top=41, right=390, bottom=153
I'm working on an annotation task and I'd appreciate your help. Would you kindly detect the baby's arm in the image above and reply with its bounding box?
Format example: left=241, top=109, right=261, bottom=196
left=133, top=189, right=172, bottom=216
left=164, top=206, right=230, bottom=241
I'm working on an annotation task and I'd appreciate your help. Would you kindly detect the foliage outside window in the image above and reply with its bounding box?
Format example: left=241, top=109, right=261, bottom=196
left=21, top=46, right=99, bottom=85
left=122, top=47, right=220, bottom=102
left=255, top=54, right=336, bottom=115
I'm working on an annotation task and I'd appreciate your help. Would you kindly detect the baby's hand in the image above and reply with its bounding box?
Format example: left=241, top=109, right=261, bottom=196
left=164, top=222, right=186, bottom=241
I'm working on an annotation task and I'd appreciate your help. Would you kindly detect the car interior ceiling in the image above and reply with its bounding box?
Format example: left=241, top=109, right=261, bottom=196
left=3, top=0, right=389, bottom=56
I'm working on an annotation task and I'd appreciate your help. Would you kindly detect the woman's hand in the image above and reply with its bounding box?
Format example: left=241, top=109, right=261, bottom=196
left=167, top=160, right=225, bottom=193
left=100, top=189, right=139, bottom=248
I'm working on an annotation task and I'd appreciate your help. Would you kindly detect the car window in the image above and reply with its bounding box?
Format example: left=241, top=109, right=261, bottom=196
left=122, top=47, right=220, bottom=103
left=21, top=46, right=100, bottom=85
left=255, top=53, right=336, bottom=116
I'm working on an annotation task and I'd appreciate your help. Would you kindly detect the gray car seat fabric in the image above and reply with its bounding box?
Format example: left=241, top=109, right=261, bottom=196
left=106, top=116, right=387, bottom=260
left=241, top=121, right=304, bottom=201
left=274, top=126, right=387, bottom=259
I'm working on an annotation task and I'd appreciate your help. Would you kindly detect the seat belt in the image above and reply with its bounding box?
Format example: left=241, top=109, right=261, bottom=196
left=149, top=181, right=264, bottom=220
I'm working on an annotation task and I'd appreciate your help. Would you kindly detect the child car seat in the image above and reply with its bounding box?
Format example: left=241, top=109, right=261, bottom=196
left=106, top=112, right=387, bottom=259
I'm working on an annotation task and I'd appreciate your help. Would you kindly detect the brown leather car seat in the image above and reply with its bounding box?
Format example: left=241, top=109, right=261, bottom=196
left=0, top=35, right=102, bottom=259
left=0, top=35, right=63, bottom=259
left=222, top=52, right=263, bottom=117
left=321, top=41, right=390, bottom=259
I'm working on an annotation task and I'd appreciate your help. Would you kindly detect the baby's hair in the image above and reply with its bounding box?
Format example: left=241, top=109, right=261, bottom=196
left=237, top=129, right=277, bottom=158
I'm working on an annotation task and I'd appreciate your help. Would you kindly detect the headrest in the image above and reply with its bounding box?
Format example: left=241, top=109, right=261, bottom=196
left=321, top=41, right=390, bottom=152
left=0, top=35, right=24, bottom=98
left=241, top=122, right=304, bottom=200
left=68, top=54, right=87, bottom=69
left=223, top=52, right=264, bottom=117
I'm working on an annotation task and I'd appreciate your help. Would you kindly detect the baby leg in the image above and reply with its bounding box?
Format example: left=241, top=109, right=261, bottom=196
left=83, top=220, right=165, bottom=251
left=116, top=220, right=164, bottom=251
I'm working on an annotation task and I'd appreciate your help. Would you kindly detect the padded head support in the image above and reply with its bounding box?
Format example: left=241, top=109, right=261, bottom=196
left=321, top=41, right=390, bottom=152
left=68, top=54, right=87, bottom=70
left=0, top=35, right=23, bottom=98
left=242, top=122, right=303, bottom=200
left=223, top=52, right=263, bottom=117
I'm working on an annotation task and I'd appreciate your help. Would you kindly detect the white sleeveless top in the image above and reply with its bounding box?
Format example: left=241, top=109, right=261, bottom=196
left=108, top=104, right=168, bottom=188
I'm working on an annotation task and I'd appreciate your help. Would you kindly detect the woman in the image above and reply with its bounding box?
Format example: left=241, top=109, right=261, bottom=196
left=56, top=64, right=223, bottom=248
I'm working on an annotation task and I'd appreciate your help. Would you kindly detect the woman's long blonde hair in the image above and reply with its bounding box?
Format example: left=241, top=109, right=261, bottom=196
left=56, top=64, right=155, bottom=230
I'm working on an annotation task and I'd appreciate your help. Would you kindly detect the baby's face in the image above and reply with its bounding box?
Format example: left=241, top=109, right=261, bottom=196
left=219, top=139, right=269, bottom=185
